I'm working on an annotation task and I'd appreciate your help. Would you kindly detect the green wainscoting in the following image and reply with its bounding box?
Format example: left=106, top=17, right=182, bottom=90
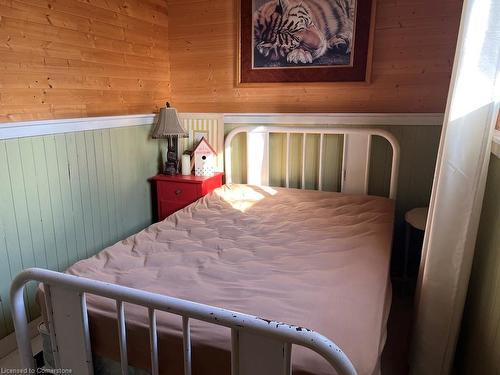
left=455, top=155, right=500, bottom=374
left=226, top=124, right=442, bottom=221
left=0, top=125, right=158, bottom=339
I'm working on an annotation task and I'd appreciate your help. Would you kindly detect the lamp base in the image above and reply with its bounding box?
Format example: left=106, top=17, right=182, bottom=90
left=164, top=161, right=178, bottom=175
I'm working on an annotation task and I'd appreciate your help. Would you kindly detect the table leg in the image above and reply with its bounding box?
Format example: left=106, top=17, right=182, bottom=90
left=404, top=222, right=411, bottom=280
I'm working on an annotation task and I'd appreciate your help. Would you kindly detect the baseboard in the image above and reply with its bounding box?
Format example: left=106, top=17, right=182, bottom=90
left=0, top=317, right=42, bottom=359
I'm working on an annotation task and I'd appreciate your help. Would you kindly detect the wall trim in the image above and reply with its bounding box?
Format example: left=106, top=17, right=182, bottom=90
left=223, top=113, right=444, bottom=126
left=179, top=113, right=224, bottom=120
left=492, top=130, right=500, bottom=158
left=0, top=112, right=445, bottom=140
left=0, top=317, right=41, bottom=359
left=0, top=114, right=156, bottom=140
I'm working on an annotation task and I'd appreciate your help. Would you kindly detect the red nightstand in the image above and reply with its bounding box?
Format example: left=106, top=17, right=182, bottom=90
left=150, top=172, right=224, bottom=221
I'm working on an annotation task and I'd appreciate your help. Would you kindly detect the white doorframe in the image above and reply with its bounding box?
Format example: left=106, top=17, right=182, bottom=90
left=410, top=0, right=500, bottom=373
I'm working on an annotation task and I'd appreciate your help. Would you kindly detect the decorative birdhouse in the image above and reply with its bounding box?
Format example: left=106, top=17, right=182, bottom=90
left=193, top=137, right=216, bottom=177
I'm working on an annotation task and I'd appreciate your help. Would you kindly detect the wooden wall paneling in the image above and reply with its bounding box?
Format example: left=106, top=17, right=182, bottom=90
left=268, top=134, right=285, bottom=187
left=0, top=124, right=159, bottom=339
left=0, top=142, right=27, bottom=328
left=4, top=140, right=36, bottom=321
left=93, top=130, right=111, bottom=247
left=57, top=134, right=80, bottom=266
left=74, top=132, right=94, bottom=258
left=0, top=301, right=5, bottom=339
left=84, top=131, right=104, bottom=252
left=0, top=146, right=15, bottom=334
left=101, top=129, right=119, bottom=242
left=0, top=0, right=170, bottom=122
left=31, top=138, right=59, bottom=270
left=166, top=0, right=462, bottom=113
left=136, top=125, right=159, bottom=229
left=288, top=134, right=302, bottom=189
left=45, top=136, right=71, bottom=269
left=65, top=132, right=88, bottom=261
left=322, top=135, right=344, bottom=192
left=17, top=138, right=46, bottom=321
left=110, top=127, right=127, bottom=239
left=126, top=126, right=142, bottom=233
left=118, top=127, right=136, bottom=234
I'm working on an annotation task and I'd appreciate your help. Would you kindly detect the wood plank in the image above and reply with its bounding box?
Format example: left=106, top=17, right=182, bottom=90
left=101, top=129, right=119, bottom=242
left=109, top=127, right=126, bottom=238
left=0, top=0, right=170, bottom=122
left=31, top=137, right=59, bottom=271
left=0, top=141, right=16, bottom=333
left=43, top=135, right=70, bottom=270
left=93, top=130, right=112, bottom=246
left=166, top=0, right=462, bottom=113
left=75, top=132, right=95, bottom=258
left=84, top=131, right=104, bottom=252
left=126, top=126, right=143, bottom=233
left=54, top=134, right=79, bottom=266
left=4, top=140, right=37, bottom=271
left=0, top=124, right=160, bottom=340
left=65, top=132, right=89, bottom=260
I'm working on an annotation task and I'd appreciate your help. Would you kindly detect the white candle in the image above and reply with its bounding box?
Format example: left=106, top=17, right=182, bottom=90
left=181, top=154, right=191, bottom=175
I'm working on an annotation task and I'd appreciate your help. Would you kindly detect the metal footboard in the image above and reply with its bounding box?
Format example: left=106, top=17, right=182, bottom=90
left=11, top=268, right=357, bottom=375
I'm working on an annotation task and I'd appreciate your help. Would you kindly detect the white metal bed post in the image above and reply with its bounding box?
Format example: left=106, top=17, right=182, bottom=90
left=225, top=126, right=400, bottom=199
left=11, top=268, right=358, bottom=375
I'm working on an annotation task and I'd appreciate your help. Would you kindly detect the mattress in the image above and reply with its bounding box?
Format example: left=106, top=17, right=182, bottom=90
left=40, top=184, right=395, bottom=375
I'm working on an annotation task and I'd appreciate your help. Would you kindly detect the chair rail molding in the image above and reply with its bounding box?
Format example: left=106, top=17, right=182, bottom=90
left=223, top=113, right=444, bottom=126
left=0, top=113, right=445, bottom=140
left=0, top=114, right=157, bottom=140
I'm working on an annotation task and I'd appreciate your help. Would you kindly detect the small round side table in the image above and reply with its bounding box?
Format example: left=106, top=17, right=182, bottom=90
left=404, top=207, right=429, bottom=279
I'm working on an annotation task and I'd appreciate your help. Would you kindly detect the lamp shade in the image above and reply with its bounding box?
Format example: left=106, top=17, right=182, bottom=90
left=151, top=104, right=187, bottom=139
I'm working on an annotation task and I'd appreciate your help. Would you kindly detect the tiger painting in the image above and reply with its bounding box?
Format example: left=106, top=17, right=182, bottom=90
left=253, top=0, right=355, bottom=67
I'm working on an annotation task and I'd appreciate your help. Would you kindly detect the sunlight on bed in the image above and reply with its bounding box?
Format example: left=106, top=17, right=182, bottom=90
left=214, top=184, right=278, bottom=212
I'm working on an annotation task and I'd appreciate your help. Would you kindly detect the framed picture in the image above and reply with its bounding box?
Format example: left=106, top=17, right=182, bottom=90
left=238, top=0, right=374, bottom=83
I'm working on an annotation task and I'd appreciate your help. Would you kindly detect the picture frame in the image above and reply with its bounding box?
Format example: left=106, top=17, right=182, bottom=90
left=238, top=0, right=375, bottom=83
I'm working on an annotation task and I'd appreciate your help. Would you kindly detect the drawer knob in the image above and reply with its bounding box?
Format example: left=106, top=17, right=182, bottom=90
left=175, top=189, right=182, bottom=195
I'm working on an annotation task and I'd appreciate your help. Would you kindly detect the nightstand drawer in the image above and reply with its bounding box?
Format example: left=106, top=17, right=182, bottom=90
left=150, top=172, right=224, bottom=222
left=157, top=182, right=199, bottom=204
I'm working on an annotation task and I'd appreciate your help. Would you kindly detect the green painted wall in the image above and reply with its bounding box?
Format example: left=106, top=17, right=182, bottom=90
left=455, top=155, right=500, bottom=374
left=0, top=125, right=159, bottom=339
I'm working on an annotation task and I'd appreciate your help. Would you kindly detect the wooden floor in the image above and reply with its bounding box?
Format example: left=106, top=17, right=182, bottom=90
left=381, top=280, right=415, bottom=375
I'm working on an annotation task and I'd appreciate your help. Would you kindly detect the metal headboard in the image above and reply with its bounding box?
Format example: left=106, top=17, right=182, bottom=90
left=224, top=126, right=400, bottom=199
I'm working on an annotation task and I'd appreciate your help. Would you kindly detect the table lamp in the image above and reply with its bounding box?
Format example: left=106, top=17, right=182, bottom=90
left=151, top=102, right=187, bottom=175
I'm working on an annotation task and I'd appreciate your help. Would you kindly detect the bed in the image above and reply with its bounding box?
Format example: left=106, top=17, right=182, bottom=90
left=11, top=126, right=400, bottom=375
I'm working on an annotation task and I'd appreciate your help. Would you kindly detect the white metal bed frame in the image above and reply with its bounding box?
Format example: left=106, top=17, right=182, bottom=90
left=225, top=126, right=400, bottom=199
left=11, top=126, right=400, bottom=375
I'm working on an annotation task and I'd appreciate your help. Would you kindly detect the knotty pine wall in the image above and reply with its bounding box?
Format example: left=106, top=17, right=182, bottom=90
left=0, top=0, right=170, bottom=122
left=167, top=0, right=462, bottom=113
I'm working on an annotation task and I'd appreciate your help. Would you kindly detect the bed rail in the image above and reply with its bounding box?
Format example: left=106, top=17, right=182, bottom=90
left=224, top=126, right=400, bottom=199
left=11, top=268, right=357, bottom=375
